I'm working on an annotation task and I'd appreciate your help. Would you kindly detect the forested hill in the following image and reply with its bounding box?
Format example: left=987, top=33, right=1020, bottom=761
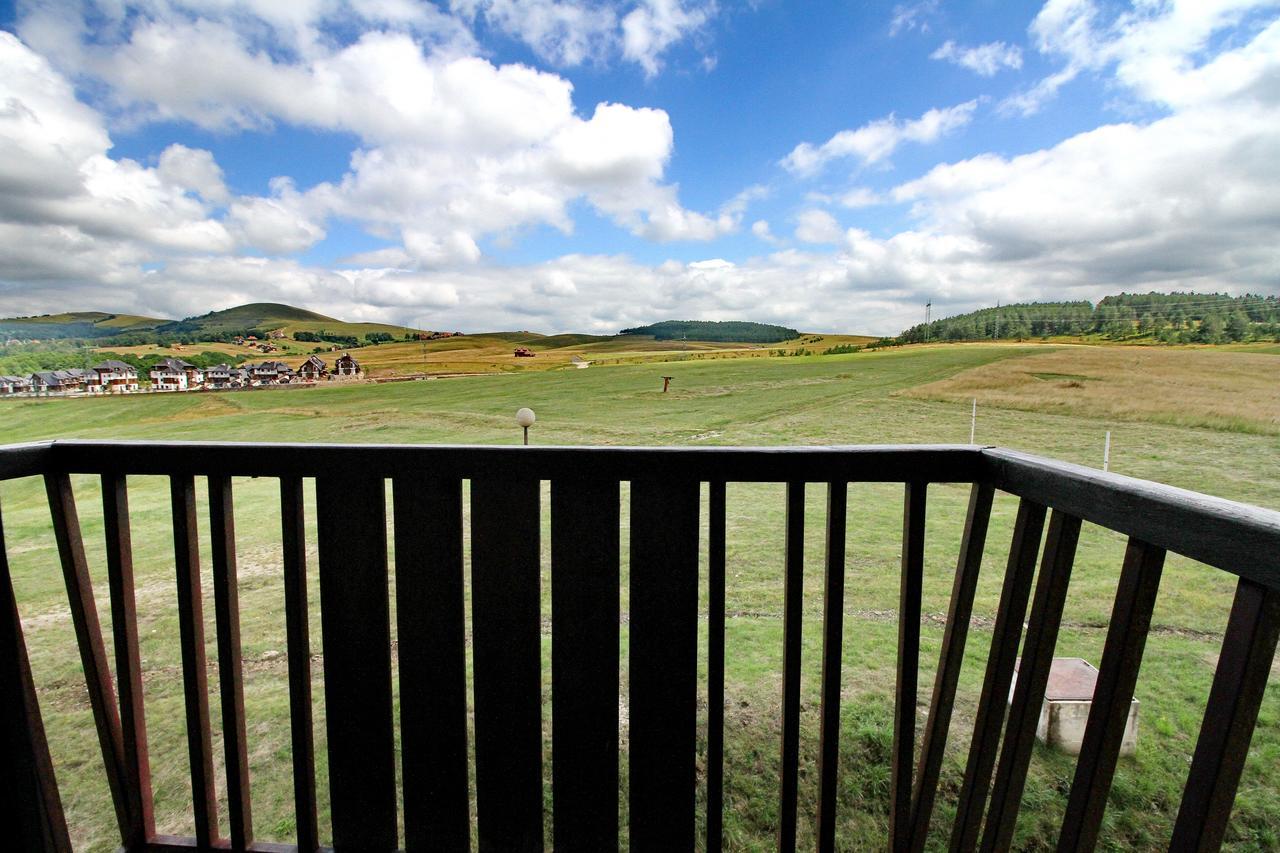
left=619, top=320, right=800, bottom=343
left=896, top=292, right=1280, bottom=344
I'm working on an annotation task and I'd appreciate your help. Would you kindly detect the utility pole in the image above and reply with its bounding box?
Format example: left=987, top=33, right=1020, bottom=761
left=995, top=301, right=1001, bottom=340
left=925, top=302, right=931, bottom=342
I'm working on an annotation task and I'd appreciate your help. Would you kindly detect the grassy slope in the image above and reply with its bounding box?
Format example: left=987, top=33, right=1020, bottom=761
left=4, top=345, right=1279, bottom=850
left=2, top=312, right=173, bottom=331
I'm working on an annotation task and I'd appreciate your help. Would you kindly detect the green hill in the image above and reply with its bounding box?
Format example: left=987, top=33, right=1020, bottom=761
left=618, top=320, right=801, bottom=343
left=168, top=302, right=340, bottom=332
left=0, top=311, right=172, bottom=339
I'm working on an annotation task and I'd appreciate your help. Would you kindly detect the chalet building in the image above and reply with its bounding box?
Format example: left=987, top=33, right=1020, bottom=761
left=298, top=356, right=327, bottom=381
left=92, top=360, right=139, bottom=393
left=149, top=358, right=203, bottom=390
left=0, top=375, right=32, bottom=394
left=334, top=353, right=361, bottom=376
left=31, top=370, right=85, bottom=395
left=247, top=361, right=294, bottom=385
left=204, top=364, right=235, bottom=388
left=513, top=347, right=535, bottom=357
left=67, top=368, right=102, bottom=393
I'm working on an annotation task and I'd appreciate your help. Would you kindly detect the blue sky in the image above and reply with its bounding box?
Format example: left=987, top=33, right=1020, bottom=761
left=1, top=1, right=1278, bottom=333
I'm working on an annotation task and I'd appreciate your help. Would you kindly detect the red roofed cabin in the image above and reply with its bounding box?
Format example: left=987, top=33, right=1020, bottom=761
left=514, top=347, right=536, bottom=357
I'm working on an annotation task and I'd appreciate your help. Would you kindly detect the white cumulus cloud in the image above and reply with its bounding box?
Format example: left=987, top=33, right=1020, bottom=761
left=782, top=101, right=979, bottom=176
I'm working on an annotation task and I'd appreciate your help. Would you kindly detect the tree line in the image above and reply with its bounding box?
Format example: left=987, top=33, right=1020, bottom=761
left=619, top=320, right=800, bottom=343
left=895, top=292, right=1280, bottom=344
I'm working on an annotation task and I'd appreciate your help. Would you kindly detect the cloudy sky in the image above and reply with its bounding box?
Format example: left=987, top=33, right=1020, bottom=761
left=1, top=0, right=1278, bottom=334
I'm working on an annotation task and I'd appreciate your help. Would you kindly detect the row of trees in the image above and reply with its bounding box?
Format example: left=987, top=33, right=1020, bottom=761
left=619, top=320, right=801, bottom=343
left=897, top=293, right=1280, bottom=344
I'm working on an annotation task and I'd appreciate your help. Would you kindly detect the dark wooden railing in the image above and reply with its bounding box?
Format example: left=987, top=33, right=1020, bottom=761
left=3, top=440, right=1279, bottom=851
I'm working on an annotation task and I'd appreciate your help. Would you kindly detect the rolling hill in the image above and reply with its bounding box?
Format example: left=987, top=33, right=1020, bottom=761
left=0, top=312, right=173, bottom=339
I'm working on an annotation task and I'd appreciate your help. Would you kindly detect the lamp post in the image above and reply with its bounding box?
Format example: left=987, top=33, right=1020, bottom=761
left=515, top=407, right=536, bottom=445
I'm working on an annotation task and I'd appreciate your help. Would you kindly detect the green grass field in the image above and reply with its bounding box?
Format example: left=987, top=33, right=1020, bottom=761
left=3, top=344, right=1279, bottom=850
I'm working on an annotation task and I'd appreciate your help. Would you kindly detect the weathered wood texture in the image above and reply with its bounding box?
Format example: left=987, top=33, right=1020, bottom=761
left=1058, top=538, right=1165, bottom=852
left=315, top=475, right=397, bottom=850
left=471, top=476, right=543, bottom=852
left=209, top=475, right=253, bottom=849
left=629, top=476, right=700, bottom=850
left=551, top=478, right=621, bottom=852
left=394, top=476, right=471, bottom=852
left=170, top=475, right=220, bottom=847
left=1172, top=578, right=1280, bottom=851
left=981, top=510, right=1081, bottom=852
left=778, top=481, right=805, bottom=853
left=892, top=482, right=927, bottom=851
left=908, top=482, right=993, bottom=852
left=278, top=477, right=318, bottom=853
left=816, top=481, right=848, bottom=853
left=4, top=441, right=1280, bottom=853
left=1, top=494, right=71, bottom=852
left=950, top=498, right=1046, bottom=852
left=707, top=480, right=727, bottom=853
left=102, top=474, right=153, bottom=847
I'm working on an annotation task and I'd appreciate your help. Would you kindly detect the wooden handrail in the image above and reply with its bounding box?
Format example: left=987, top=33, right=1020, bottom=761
left=0, top=441, right=1276, bottom=852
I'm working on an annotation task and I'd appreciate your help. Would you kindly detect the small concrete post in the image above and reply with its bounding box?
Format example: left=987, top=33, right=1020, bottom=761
left=516, top=407, right=535, bottom=445
left=1104, top=431, right=1111, bottom=472
left=970, top=398, right=977, bottom=444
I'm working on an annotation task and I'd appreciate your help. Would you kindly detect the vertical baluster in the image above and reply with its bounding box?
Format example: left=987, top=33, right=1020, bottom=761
left=1171, top=578, right=1280, bottom=851
left=816, top=481, right=848, bottom=853
left=209, top=475, right=252, bottom=849
left=629, top=476, right=700, bottom=850
left=551, top=477, right=621, bottom=851
left=471, top=476, right=543, bottom=852
left=950, top=498, right=1046, bottom=852
left=1, top=495, right=72, bottom=852
left=908, top=483, right=993, bottom=852
left=394, top=476, right=471, bottom=852
left=778, top=481, right=805, bottom=853
left=170, top=474, right=219, bottom=847
left=892, top=482, right=927, bottom=850
left=980, top=511, right=1081, bottom=852
left=279, top=478, right=318, bottom=852
left=102, top=473, right=153, bottom=847
left=1057, top=538, right=1164, bottom=852
left=707, top=480, right=727, bottom=853
left=315, top=475, right=397, bottom=850
left=46, top=473, right=133, bottom=841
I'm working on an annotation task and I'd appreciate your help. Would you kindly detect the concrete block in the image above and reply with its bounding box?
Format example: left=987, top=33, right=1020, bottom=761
left=1010, top=657, right=1138, bottom=756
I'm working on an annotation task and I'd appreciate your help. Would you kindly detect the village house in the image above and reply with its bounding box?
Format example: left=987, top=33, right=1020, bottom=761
left=31, top=369, right=87, bottom=395
left=247, top=361, right=294, bottom=385
left=333, top=353, right=361, bottom=376
left=67, top=368, right=103, bottom=393
left=149, top=357, right=194, bottom=391
left=92, top=360, right=139, bottom=393
left=203, top=364, right=235, bottom=388
left=298, top=355, right=327, bottom=381
left=0, top=375, right=32, bottom=394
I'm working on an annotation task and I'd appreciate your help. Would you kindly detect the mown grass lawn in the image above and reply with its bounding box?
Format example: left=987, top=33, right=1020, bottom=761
left=4, top=344, right=1279, bottom=850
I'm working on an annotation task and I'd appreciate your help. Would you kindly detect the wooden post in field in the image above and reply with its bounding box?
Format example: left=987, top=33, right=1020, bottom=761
left=970, top=398, right=977, bottom=444
left=662, top=377, right=673, bottom=393
left=1104, top=431, right=1112, bottom=472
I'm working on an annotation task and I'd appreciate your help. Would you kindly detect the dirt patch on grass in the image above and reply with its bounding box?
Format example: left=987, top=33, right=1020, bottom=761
left=899, top=347, right=1280, bottom=435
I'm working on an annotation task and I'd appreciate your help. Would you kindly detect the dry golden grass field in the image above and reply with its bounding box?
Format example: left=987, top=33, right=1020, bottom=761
left=901, top=345, right=1280, bottom=435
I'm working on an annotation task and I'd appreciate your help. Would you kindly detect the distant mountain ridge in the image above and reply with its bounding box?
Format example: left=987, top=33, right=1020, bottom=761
left=0, top=311, right=172, bottom=340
